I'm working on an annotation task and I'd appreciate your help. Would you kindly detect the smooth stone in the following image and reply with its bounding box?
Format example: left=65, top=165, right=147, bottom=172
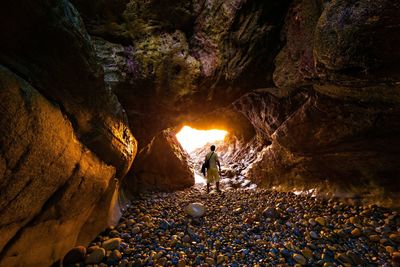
left=102, top=238, right=122, bottom=251
left=205, top=257, right=215, bottom=265
left=308, top=219, right=317, bottom=226
left=386, top=246, right=395, bottom=254
left=85, top=248, right=105, bottom=264
left=132, top=226, right=141, bottom=234
left=315, top=217, right=326, bottom=226
left=262, top=207, right=280, bottom=218
left=393, top=252, right=400, bottom=263
left=217, top=254, right=225, bottom=264
left=369, top=234, right=380, bottom=242
left=293, top=253, right=307, bottom=265
left=110, top=250, right=122, bottom=260
left=185, top=203, right=205, bottom=217
left=389, top=233, right=400, bottom=243
left=177, top=259, right=186, bottom=267
left=301, top=248, right=313, bottom=259
left=351, top=228, right=361, bottom=237
left=346, top=251, right=363, bottom=265
left=63, top=246, right=86, bottom=265
left=310, top=231, right=319, bottom=239
left=336, top=253, right=352, bottom=264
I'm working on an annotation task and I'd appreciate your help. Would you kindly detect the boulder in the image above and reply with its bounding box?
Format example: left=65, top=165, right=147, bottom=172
left=125, top=129, right=194, bottom=192
left=0, top=0, right=136, bottom=265
left=0, top=66, right=117, bottom=266
left=185, top=203, right=206, bottom=217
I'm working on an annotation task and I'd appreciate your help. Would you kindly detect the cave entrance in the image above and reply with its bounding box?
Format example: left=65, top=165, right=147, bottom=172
left=176, top=126, right=228, bottom=184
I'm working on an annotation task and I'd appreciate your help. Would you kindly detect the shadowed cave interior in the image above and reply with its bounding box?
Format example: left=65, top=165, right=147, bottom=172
left=1, top=0, right=400, bottom=266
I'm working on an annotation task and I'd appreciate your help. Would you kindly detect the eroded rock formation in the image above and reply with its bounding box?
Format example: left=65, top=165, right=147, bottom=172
left=0, top=1, right=136, bottom=265
left=1, top=0, right=400, bottom=265
left=124, top=130, right=194, bottom=193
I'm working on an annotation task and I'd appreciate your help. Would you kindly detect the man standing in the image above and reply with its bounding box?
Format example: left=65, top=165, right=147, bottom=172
left=205, top=145, right=221, bottom=193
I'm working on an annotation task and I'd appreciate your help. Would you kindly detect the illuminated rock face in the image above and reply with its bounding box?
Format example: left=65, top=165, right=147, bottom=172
left=124, top=130, right=194, bottom=193
left=0, top=1, right=136, bottom=265
left=1, top=0, right=400, bottom=264
left=234, top=89, right=400, bottom=207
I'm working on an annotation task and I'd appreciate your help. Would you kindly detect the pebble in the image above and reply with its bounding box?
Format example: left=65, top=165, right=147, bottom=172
left=85, top=247, right=105, bottom=264
left=102, top=238, right=122, bottom=250
left=351, top=228, right=361, bottom=237
left=315, top=217, right=326, bottom=226
left=63, top=246, right=86, bottom=265
left=131, top=226, right=140, bottom=234
left=392, top=252, right=400, bottom=264
left=217, top=254, right=225, bottom=264
left=310, top=231, right=319, bottom=239
left=293, top=253, right=307, bottom=265
left=205, top=257, right=215, bottom=265
left=336, top=253, right=352, bottom=264
left=70, top=188, right=397, bottom=266
left=177, top=259, right=186, bottom=267
left=389, top=233, right=400, bottom=243
left=185, top=203, right=205, bottom=217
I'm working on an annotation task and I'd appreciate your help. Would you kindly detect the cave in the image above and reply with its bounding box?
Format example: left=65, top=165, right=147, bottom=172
left=1, top=0, right=400, bottom=266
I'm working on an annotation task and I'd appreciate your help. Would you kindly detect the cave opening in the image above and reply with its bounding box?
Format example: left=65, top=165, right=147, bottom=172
left=176, top=125, right=228, bottom=153
left=176, top=125, right=228, bottom=185
left=2, top=0, right=400, bottom=265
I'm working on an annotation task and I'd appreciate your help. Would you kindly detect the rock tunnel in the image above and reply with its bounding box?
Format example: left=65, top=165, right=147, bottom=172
left=1, top=0, right=400, bottom=266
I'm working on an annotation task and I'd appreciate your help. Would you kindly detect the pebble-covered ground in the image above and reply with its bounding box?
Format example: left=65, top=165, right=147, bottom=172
left=64, top=187, right=400, bottom=267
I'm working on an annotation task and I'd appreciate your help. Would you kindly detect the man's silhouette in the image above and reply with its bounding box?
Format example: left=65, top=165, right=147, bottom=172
left=204, top=145, right=221, bottom=193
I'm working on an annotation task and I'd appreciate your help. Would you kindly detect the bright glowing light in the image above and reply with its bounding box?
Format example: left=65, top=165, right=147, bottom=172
left=176, top=126, right=228, bottom=153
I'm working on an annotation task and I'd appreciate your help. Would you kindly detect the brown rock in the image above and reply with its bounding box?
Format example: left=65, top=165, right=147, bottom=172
left=85, top=247, right=106, bottom=264
left=63, top=246, right=86, bottom=265
left=102, top=238, right=122, bottom=251
left=0, top=66, right=117, bottom=266
left=125, top=129, right=194, bottom=192
left=351, top=228, right=361, bottom=237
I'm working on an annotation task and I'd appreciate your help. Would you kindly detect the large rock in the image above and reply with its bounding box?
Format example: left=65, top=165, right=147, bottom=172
left=0, top=0, right=137, bottom=265
left=273, top=0, right=323, bottom=90
left=236, top=88, right=400, bottom=207
left=0, top=0, right=136, bottom=177
left=125, top=130, right=194, bottom=193
left=314, top=0, right=400, bottom=83
left=0, top=66, right=118, bottom=266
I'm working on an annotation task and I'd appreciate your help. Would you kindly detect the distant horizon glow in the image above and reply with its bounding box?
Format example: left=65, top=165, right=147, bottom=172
left=176, top=126, right=228, bottom=153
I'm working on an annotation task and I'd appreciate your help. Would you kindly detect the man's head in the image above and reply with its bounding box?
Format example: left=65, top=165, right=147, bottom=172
left=210, top=145, right=216, bottom=151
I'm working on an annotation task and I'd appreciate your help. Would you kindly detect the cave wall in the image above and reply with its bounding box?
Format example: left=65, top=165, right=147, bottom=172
left=232, top=0, right=400, bottom=207
left=1, top=0, right=400, bottom=264
left=71, top=0, right=293, bottom=148
left=0, top=1, right=136, bottom=265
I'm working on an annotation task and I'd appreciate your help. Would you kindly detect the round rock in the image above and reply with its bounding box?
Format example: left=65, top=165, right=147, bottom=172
left=85, top=247, right=105, bottom=264
left=63, top=246, right=86, bottom=265
left=185, top=203, right=206, bottom=217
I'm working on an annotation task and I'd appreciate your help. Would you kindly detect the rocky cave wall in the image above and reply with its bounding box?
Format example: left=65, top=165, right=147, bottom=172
left=1, top=0, right=400, bottom=265
left=0, top=1, right=137, bottom=266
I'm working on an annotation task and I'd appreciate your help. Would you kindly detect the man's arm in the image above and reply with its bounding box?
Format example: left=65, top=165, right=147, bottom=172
left=216, top=154, right=221, bottom=171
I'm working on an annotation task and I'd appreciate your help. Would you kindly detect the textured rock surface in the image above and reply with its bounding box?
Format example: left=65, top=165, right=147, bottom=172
left=0, top=0, right=136, bottom=177
left=235, top=88, right=400, bottom=207
left=2, top=0, right=400, bottom=264
left=0, top=0, right=136, bottom=265
left=0, top=67, right=116, bottom=266
left=125, top=130, right=194, bottom=193
left=72, top=0, right=292, bottom=148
